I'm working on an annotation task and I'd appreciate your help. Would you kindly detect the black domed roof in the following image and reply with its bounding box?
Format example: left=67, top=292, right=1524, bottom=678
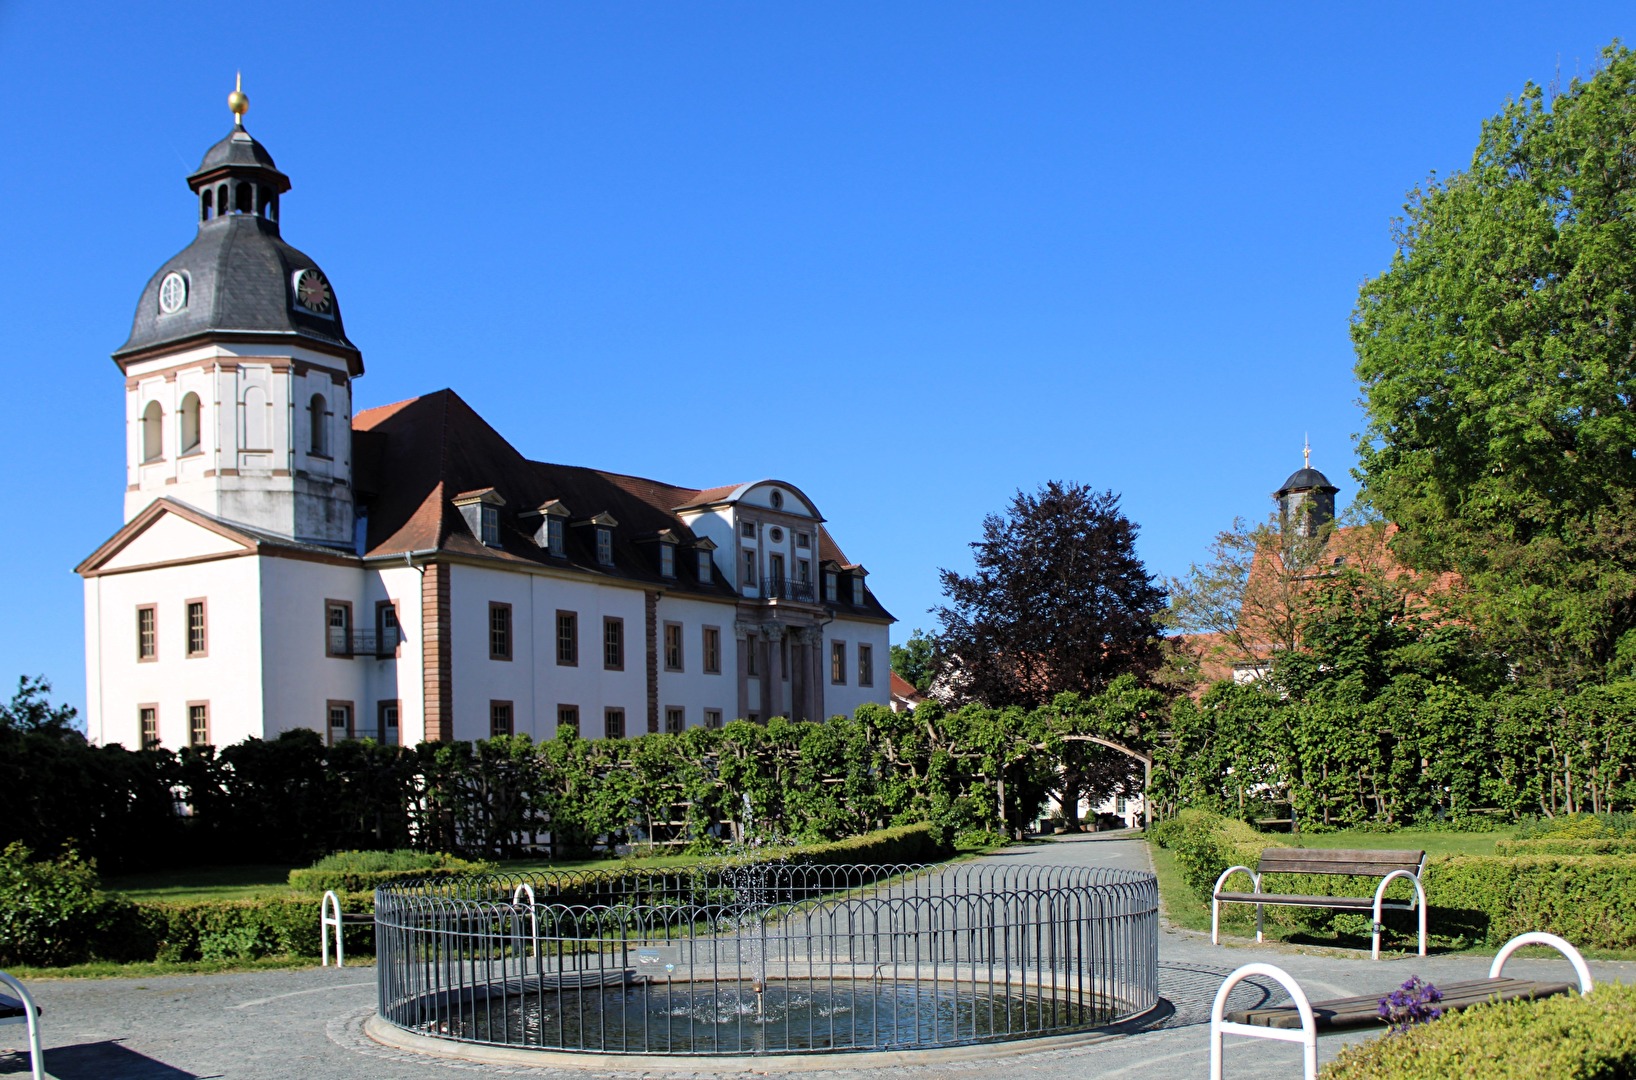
left=114, top=216, right=358, bottom=367
left=193, top=127, right=282, bottom=176
left=1276, top=467, right=1337, bottom=496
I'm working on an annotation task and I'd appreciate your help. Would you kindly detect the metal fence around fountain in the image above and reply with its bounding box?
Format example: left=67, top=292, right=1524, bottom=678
left=375, top=861, right=1159, bottom=1056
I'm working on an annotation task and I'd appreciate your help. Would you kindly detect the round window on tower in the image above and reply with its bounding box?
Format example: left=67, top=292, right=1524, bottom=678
left=769, top=527, right=784, bottom=543
left=158, top=272, right=188, bottom=315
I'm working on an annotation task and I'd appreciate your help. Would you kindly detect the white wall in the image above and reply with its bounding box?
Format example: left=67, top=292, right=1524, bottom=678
left=84, top=553, right=265, bottom=749
left=822, top=617, right=892, bottom=719
left=653, top=594, right=737, bottom=729
left=257, top=556, right=372, bottom=738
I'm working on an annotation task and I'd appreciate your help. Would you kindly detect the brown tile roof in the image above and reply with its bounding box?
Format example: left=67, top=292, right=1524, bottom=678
left=889, top=671, right=924, bottom=702
left=351, top=389, right=893, bottom=620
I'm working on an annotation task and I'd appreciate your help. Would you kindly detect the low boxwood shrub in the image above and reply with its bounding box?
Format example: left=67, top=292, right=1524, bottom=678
left=1320, top=983, right=1636, bottom=1079
left=1423, top=854, right=1636, bottom=950
left=1512, top=812, right=1636, bottom=840
left=1165, top=809, right=1288, bottom=901
left=287, top=849, right=491, bottom=893
left=1494, top=837, right=1636, bottom=856
left=98, top=891, right=378, bottom=963
left=787, top=822, right=953, bottom=866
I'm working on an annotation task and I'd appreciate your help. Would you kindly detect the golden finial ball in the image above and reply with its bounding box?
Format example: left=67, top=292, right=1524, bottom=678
left=228, top=88, right=249, bottom=118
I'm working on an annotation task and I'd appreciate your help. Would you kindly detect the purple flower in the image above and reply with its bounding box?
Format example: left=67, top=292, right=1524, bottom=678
left=1377, top=977, right=1443, bottom=1034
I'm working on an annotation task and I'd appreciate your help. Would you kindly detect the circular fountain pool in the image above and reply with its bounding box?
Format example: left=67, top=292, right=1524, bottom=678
left=373, top=861, right=1158, bottom=1057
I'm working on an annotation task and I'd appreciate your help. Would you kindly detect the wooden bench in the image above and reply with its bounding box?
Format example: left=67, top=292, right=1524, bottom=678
left=1207, top=932, right=1594, bottom=1080
left=1212, top=847, right=1427, bottom=959
left=0, top=970, right=44, bottom=1080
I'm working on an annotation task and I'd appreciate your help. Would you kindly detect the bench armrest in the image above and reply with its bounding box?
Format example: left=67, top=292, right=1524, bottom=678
left=1490, top=932, right=1593, bottom=994
left=1213, top=865, right=1260, bottom=896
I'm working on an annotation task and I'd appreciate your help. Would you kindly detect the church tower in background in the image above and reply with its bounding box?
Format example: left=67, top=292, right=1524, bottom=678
left=1274, top=440, right=1338, bottom=539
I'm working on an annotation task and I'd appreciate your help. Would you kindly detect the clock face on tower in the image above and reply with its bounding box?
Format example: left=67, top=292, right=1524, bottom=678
left=293, top=268, right=334, bottom=315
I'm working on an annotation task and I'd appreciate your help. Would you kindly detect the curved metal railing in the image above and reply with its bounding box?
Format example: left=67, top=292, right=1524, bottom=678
left=375, top=860, right=1158, bottom=1055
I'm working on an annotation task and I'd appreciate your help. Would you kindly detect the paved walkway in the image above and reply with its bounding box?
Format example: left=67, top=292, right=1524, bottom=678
left=4, top=835, right=1630, bottom=1079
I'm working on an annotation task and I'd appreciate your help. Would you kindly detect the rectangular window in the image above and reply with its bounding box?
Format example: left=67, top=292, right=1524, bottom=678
left=858, top=643, right=874, bottom=687
left=185, top=599, right=207, bottom=657
left=595, top=527, right=613, bottom=566
left=480, top=505, right=500, bottom=547
left=557, top=705, right=579, bottom=735
left=797, top=559, right=810, bottom=584
left=490, top=700, right=514, bottom=738
left=557, top=610, right=578, bottom=665
left=703, top=626, right=721, bottom=674
left=664, top=622, right=683, bottom=671
left=660, top=544, right=675, bottom=578
left=831, top=641, right=847, bottom=684
left=740, top=521, right=756, bottom=539
left=489, top=602, right=513, bottom=661
left=327, top=700, right=353, bottom=744
left=747, top=637, right=759, bottom=676
left=604, top=707, right=625, bottom=739
left=742, top=549, right=757, bottom=588
left=665, top=706, right=685, bottom=734
left=137, top=605, right=157, bottom=661
left=188, top=701, right=210, bottom=748
left=796, top=532, right=811, bottom=550
left=139, top=705, right=158, bottom=749
left=603, top=616, right=624, bottom=670
left=546, top=516, right=565, bottom=557
left=704, top=708, right=723, bottom=730
left=378, top=700, right=400, bottom=746
left=824, top=572, right=838, bottom=603
left=853, top=577, right=867, bottom=605
left=326, top=600, right=352, bottom=657
left=697, top=551, right=712, bottom=582
left=376, top=601, right=401, bottom=655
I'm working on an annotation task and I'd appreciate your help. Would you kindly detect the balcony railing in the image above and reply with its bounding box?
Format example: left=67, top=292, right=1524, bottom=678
left=762, top=574, right=816, bottom=602
left=328, top=628, right=402, bottom=659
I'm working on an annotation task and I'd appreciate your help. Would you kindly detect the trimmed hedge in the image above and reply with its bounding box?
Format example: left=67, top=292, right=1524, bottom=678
left=1161, top=809, right=1290, bottom=901
left=768, top=821, right=952, bottom=867
left=1423, top=854, right=1636, bottom=950
left=1320, top=983, right=1636, bottom=1079
left=1494, top=837, right=1636, bottom=856
left=118, top=891, right=376, bottom=962
left=288, top=849, right=492, bottom=893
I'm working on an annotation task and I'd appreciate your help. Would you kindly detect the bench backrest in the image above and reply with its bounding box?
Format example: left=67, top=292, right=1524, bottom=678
left=1255, top=848, right=1425, bottom=878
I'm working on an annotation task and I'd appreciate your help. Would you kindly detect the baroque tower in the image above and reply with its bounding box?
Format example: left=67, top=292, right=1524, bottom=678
left=111, top=78, right=362, bottom=547
left=1274, top=440, right=1339, bottom=539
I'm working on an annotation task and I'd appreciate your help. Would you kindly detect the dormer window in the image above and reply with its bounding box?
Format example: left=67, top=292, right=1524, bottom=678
left=852, top=575, right=867, bottom=606
left=698, top=550, right=712, bottom=583
left=452, top=488, right=506, bottom=549
left=525, top=500, right=571, bottom=555
left=660, top=542, right=675, bottom=578
left=596, top=527, right=613, bottom=566
left=547, top=517, right=564, bottom=556
left=824, top=571, right=838, bottom=602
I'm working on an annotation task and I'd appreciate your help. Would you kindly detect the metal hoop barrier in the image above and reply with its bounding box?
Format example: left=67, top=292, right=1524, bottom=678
left=0, top=969, right=45, bottom=1080
left=1209, top=963, right=1317, bottom=1080
left=373, top=862, right=1160, bottom=1056
left=1490, top=932, right=1594, bottom=993
left=1370, top=870, right=1426, bottom=960
left=321, top=889, right=344, bottom=968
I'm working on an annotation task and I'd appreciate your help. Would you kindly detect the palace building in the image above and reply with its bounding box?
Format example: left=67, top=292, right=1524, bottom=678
left=78, top=87, right=893, bottom=751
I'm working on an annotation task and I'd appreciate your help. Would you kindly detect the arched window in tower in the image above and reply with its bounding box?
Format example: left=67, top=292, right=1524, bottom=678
left=217, top=184, right=228, bottom=216
left=309, top=393, right=330, bottom=457
left=235, top=182, right=252, bottom=215
left=243, top=387, right=271, bottom=451
left=141, top=401, right=164, bottom=462
left=179, top=393, right=202, bottom=455
left=202, top=189, right=214, bottom=221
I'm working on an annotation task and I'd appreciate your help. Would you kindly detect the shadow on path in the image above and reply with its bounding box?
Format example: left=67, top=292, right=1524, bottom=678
left=0, top=1040, right=219, bottom=1080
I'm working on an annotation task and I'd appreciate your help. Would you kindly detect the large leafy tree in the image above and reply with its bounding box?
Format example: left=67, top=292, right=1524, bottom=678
left=1352, top=43, right=1636, bottom=688
left=935, top=481, right=1167, bottom=708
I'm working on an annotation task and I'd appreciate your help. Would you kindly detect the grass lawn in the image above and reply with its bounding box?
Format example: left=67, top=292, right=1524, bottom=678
left=1282, top=829, right=1508, bottom=860
left=105, top=864, right=300, bottom=902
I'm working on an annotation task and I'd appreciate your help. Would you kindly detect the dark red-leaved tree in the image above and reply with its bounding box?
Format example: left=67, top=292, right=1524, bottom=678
left=934, top=482, right=1166, bottom=709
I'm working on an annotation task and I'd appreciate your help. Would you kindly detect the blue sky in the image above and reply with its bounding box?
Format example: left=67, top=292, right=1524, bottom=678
left=2, top=3, right=1631, bottom=717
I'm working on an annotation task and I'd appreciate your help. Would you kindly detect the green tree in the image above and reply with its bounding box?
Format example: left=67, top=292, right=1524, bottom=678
left=889, top=629, right=938, bottom=693
left=0, top=676, right=81, bottom=736
left=1352, top=42, right=1636, bottom=688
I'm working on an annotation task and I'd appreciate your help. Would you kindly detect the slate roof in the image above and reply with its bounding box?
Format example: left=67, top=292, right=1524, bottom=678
left=352, top=389, right=895, bottom=621
left=1276, top=467, right=1338, bottom=496
left=192, top=127, right=284, bottom=178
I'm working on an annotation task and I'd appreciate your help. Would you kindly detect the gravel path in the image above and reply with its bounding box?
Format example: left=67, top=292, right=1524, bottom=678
left=4, top=834, right=1631, bottom=1079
